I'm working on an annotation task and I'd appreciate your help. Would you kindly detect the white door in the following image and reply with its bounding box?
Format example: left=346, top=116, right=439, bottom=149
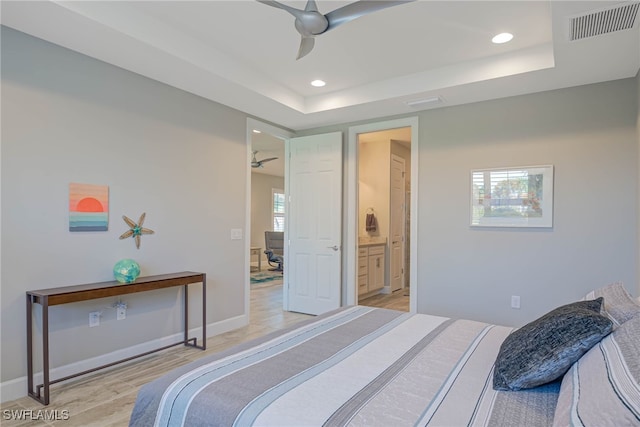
left=390, top=155, right=405, bottom=292
left=286, top=132, right=342, bottom=315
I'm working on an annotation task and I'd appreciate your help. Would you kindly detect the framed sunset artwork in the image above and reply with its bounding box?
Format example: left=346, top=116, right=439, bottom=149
left=69, top=183, right=109, bottom=231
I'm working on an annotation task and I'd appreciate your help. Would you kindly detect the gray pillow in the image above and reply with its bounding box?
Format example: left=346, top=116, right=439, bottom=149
left=493, top=298, right=613, bottom=391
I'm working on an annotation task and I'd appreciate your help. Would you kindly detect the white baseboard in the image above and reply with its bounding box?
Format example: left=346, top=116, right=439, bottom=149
left=0, top=313, right=248, bottom=403
left=0, top=377, right=25, bottom=405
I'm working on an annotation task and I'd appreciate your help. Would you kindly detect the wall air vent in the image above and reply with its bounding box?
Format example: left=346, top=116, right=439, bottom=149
left=570, top=2, right=639, bottom=41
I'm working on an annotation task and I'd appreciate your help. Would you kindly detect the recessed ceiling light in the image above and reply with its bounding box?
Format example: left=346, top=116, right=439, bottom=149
left=311, top=80, right=326, bottom=87
left=492, top=32, right=513, bottom=44
left=252, top=129, right=261, bottom=134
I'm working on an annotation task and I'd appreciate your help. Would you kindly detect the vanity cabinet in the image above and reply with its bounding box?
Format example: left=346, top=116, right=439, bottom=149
left=358, top=244, right=385, bottom=297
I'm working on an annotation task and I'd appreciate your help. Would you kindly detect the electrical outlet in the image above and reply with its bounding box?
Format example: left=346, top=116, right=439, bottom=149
left=511, top=295, right=521, bottom=309
left=89, top=311, right=100, bottom=327
left=117, top=306, right=126, bottom=320
left=230, top=229, right=243, bottom=240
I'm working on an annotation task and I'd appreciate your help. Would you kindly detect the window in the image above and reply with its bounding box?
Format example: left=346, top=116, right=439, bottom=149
left=272, top=189, right=285, bottom=232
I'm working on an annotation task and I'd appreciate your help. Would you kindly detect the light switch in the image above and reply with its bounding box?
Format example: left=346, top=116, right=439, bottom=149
left=231, top=229, right=243, bottom=240
left=511, top=295, right=521, bottom=309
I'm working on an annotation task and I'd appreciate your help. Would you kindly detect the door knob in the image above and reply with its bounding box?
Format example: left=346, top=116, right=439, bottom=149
left=327, top=245, right=340, bottom=251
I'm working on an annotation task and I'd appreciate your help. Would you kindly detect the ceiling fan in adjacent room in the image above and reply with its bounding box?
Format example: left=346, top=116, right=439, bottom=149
left=251, top=151, right=278, bottom=168
left=257, top=0, right=416, bottom=59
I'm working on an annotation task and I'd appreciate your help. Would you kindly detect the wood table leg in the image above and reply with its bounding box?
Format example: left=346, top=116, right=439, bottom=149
left=26, top=295, right=34, bottom=399
left=202, top=276, right=206, bottom=350
left=42, top=297, right=50, bottom=405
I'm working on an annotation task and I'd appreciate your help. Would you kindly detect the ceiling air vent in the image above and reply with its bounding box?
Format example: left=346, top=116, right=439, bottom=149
left=570, top=2, right=639, bottom=41
left=405, top=96, right=443, bottom=108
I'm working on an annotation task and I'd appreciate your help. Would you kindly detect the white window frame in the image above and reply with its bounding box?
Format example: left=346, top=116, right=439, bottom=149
left=272, top=188, right=285, bottom=232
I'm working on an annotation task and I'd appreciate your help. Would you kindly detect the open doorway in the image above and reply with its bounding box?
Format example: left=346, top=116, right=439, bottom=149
left=250, top=131, right=285, bottom=276
left=356, top=128, right=411, bottom=312
left=246, top=121, right=343, bottom=318
left=245, top=119, right=292, bottom=319
left=343, top=117, right=419, bottom=313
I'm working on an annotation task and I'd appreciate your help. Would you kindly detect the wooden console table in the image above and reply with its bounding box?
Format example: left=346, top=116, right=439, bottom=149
left=26, top=271, right=206, bottom=405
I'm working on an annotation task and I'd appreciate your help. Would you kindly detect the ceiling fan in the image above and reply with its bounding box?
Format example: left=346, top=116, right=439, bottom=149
left=251, top=150, right=278, bottom=168
left=257, top=0, right=416, bottom=60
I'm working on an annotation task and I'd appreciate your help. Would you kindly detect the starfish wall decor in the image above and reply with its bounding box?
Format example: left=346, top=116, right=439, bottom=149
left=119, top=212, right=154, bottom=249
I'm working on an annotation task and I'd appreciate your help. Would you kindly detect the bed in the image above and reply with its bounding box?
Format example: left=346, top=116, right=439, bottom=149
left=129, top=283, right=640, bottom=427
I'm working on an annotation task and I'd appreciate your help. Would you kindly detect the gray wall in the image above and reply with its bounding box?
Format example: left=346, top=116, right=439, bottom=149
left=1, top=28, right=248, bottom=386
left=417, top=80, right=637, bottom=326
left=300, top=78, right=639, bottom=327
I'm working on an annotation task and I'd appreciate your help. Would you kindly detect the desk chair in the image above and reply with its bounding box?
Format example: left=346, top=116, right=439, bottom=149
left=264, top=231, right=284, bottom=272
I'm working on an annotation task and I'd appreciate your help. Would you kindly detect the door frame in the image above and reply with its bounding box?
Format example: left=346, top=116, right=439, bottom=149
left=245, top=118, right=293, bottom=317
left=346, top=117, right=419, bottom=312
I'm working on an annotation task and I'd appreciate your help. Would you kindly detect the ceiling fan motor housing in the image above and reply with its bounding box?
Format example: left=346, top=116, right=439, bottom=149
left=295, top=12, right=329, bottom=36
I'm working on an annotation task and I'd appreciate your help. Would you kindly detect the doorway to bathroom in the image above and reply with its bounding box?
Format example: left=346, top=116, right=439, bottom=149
left=350, top=119, right=417, bottom=312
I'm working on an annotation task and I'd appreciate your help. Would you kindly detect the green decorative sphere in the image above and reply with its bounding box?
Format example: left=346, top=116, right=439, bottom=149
left=113, top=259, right=140, bottom=284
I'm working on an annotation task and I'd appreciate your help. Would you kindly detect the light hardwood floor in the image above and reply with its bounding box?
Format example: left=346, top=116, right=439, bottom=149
left=359, top=288, right=410, bottom=312
left=1, top=281, right=408, bottom=426
left=1, top=282, right=309, bottom=427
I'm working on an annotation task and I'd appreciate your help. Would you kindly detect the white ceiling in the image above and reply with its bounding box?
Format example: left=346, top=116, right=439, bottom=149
left=2, top=1, right=639, bottom=132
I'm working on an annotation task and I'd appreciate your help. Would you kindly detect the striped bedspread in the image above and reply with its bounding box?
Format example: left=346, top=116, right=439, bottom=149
left=129, top=306, right=559, bottom=426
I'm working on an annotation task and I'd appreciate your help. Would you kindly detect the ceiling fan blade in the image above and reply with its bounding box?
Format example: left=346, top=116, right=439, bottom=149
left=325, top=0, right=416, bottom=31
left=256, top=0, right=304, bottom=20
left=259, top=157, right=278, bottom=164
left=297, top=36, right=315, bottom=60
left=304, top=0, right=319, bottom=12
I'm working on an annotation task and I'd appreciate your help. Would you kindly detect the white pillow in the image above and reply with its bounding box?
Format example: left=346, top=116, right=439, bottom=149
left=584, top=282, right=640, bottom=326
left=553, top=315, right=640, bottom=427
